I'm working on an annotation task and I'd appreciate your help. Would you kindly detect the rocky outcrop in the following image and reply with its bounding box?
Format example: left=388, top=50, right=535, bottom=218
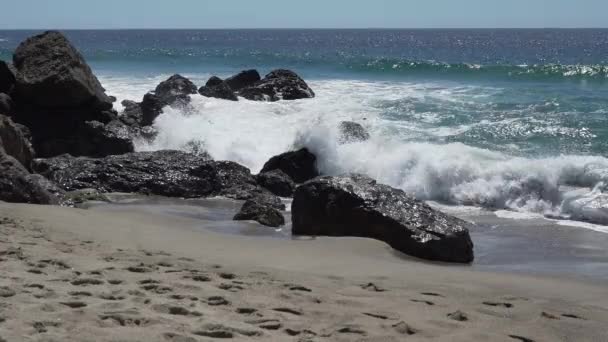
left=0, top=60, right=16, bottom=94
left=339, top=121, right=370, bottom=144
left=225, top=70, right=260, bottom=91
left=12, top=31, right=112, bottom=110
left=198, top=76, right=238, bottom=101
left=32, top=150, right=282, bottom=207
left=233, top=200, right=285, bottom=228
left=291, top=174, right=474, bottom=263
left=256, top=170, right=296, bottom=197
left=9, top=31, right=133, bottom=158
left=260, top=148, right=319, bottom=183
left=0, top=153, right=63, bottom=205
left=153, top=74, right=197, bottom=106
left=239, top=69, right=315, bottom=102
left=0, top=114, right=34, bottom=170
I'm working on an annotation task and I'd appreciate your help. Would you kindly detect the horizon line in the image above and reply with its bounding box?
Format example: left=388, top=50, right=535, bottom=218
left=1, top=27, right=608, bottom=31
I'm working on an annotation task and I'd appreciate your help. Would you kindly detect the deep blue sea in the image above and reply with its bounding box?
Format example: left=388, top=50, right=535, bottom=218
left=3, top=29, right=608, bottom=229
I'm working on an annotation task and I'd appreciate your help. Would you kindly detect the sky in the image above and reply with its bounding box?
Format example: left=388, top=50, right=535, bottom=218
left=0, top=0, right=606, bottom=29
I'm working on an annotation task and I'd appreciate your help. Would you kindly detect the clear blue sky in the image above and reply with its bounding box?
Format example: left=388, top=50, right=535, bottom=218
left=0, top=0, right=606, bottom=29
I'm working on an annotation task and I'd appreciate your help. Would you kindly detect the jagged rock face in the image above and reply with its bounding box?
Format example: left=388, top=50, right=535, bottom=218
left=225, top=70, right=261, bottom=91
left=0, top=60, right=15, bottom=94
left=256, top=170, right=296, bottom=197
left=239, top=69, right=315, bottom=102
left=260, top=148, right=319, bottom=183
left=198, top=76, right=238, bottom=101
left=0, top=153, right=63, bottom=205
left=12, top=31, right=112, bottom=110
left=339, top=121, right=370, bottom=144
left=31, top=151, right=282, bottom=208
left=291, top=174, right=475, bottom=263
left=0, top=114, right=34, bottom=170
left=154, top=74, right=197, bottom=106
left=233, top=200, right=285, bottom=228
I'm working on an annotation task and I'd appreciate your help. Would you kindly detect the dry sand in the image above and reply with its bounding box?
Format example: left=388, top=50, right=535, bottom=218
left=0, top=202, right=607, bottom=341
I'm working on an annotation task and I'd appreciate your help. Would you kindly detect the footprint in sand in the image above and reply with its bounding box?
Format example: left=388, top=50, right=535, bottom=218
left=71, top=278, right=104, bottom=286
left=60, top=301, right=87, bottom=309
left=0, top=286, right=16, bottom=298
left=337, top=325, right=367, bottom=335
left=509, top=335, right=535, bottom=342
left=363, top=311, right=400, bottom=320
left=273, top=307, right=303, bottom=316
left=360, top=282, right=386, bottom=292
left=483, top=301, right=513, bottom=308
left=152, top=304, right=201, bottom=316
left=236, top=307, right=258, bottom=315
left=193, top=323, right=262, bottom=338
left=393, top=321, right=417, bottom=335
left=99, top=312, right=152, bottom=327
left=411, top=299, right=435, bottom=306
left=541, top=311, right=559, bottom=320
left=421, top=292, right=444, bottom=297
left=447, top=310, right=469, bottom=322
left=561, top=313, right=586, bottom=320
left=218, top=283, right=244, bottom=292
left=207, top=296, right=230, bottom=306
left=32, top=321, right=61, bottom=333
left=246, top=318, right=283, bottom=330
left=284, top=284, right=312, bottom=292
left=162, top=332, right=197, bottom=342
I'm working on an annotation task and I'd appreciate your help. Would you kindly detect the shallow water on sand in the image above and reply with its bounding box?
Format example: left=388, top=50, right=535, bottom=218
left=86, top=195, right=608, bottom=282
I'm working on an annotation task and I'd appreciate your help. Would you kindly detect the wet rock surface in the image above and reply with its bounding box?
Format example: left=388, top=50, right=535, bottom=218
left=260, top=148, right=319, bottom=184
left=291, top=174, right=474, bottom=263
left=339, top=121, right=370, bottom=144
left=239, top=69, right=315, bottom=101
left=198, top=76, right=238, bottom=101
left=233, top=200, right=286, bottom=228
left=256, top=169, right=296, bottom=197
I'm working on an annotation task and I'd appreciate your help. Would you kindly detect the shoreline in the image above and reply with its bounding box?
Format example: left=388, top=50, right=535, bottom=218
left=1, top=201, right=607, bottom=341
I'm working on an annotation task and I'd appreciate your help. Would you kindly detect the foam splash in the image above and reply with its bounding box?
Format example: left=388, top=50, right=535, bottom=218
left=99, top=76, right=608, bottom=228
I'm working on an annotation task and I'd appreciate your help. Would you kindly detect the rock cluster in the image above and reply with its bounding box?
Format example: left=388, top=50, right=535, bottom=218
left=0, top=31, right=475, bottom=263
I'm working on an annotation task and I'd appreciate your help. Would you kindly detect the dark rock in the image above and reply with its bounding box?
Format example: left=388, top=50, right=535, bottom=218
left=12, top=31, right=112, bottom=110
left=239, top=69, right=314, bottom=102
left=291, top=174, right=474, bottom=263
left=0, top=60, right=16, bottom=94
left=120, top=100, right=144, bottom=126
left=32, top=150, right=282, bottom=206
left=225, top=70, right=261, bottom=91
left=0, top=93, right=13, bottom=115
left=256, top=170, right=296, bottom=197
left=0, top=114, right=34, bottom=169
left=339, top=121, right=370, bottom=144
left=79, top=120, right=135, bottom=157
left=234, top=200, right=285, bottom=228
left=260, top=148, right=319, bottom=183
left=0, top=153, right=63, bottom=204
left=198, top=76, right=238, bottom=101
left=154, top=74, right=197, bottom=106
left=141, top=92, right=166, bottom=126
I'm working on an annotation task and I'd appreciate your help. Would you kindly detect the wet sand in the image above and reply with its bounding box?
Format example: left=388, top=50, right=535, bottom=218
left=1, top=200, right=607, bottom=341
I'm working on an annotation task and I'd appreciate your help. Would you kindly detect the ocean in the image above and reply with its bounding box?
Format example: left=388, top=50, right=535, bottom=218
left=2, top=30, right=608, bottom=274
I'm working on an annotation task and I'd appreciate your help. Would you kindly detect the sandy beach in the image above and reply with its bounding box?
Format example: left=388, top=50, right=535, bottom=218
left=1, top=201, right=607, bottom=342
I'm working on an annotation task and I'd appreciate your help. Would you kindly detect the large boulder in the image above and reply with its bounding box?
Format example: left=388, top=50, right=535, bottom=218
left=0, top=60, right=15, bottom=94
left=239, top=69, right=315, bottom=102
left=291, top=174, right=474, bottom=263
left=12, top=31, right=112, bottom=110
left=154, top=74, right=197, bottom=106
left=233, top=200, right=285, bottom=228
left=78, top=120, right=135, bottom=157
left=339, top=121, right=370, bottom=144
left=260, top=148, right=319, bottom=183
left=8, top=31, right=133, bottom=158
left=0, top=114, right=34, bottom=170
left=32, top=150, right=282, bottom=206
left=225, top=69, right=260, bottom=91
left=0, top=153, right=63, bottom=205
left=256, top=169, right=296, bottom=197
left=198, top=76, right=238, bottom=101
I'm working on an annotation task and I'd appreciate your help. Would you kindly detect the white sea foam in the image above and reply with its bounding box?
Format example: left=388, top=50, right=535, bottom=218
left=99, top=76, right=608, bottom=229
